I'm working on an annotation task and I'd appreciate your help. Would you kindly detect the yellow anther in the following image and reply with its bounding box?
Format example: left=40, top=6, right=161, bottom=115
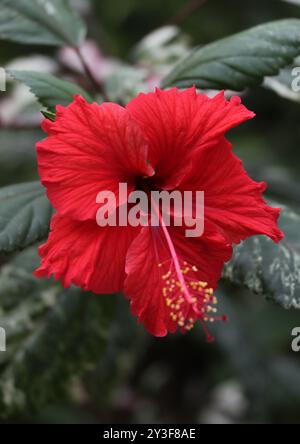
left=160, top=260, right=219, bottom=331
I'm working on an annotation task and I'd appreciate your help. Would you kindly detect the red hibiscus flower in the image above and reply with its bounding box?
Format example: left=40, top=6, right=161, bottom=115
left=35, top=87, right=283, bottom=340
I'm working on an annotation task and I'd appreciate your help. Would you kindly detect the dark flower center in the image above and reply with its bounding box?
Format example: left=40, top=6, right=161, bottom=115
left=135, top=176, right=159, bottom=194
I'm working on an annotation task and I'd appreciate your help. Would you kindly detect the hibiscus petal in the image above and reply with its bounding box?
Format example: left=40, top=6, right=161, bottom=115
left=126, top=88, right=254, bottom=189
left=124, top=224, right=232, bottom=337
left=180, top=138, right=284, bottom=244
left=35, top=214, right=138, bottom=294
left=37, top=95, right=154, bottom=221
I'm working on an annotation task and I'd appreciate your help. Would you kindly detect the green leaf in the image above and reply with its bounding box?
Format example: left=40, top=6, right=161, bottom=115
left=263, top=56, right=300, bottom=103
left=214, top=290, right=300, bottom=415
left=162, top=19, right=300, bottom=91
left=131, top=26, right=191, bottom=72
left=0, top=181, right=53, bottom=253
left=223, top=203, right=300, bottom=310
left=264, top=71, right=300, bottom=103
left=0, top=0, right=86, bottom=46
left=104, top=65, right=148, bottom=103
left=9, top=70, right=93, bottom=112
left=0, top=129, right=42, bottom=186
left=41, top=110, right=56, bottom=121
left=0, top=248, right=117, bottom=417
left=2, top=288, right=115, bottom=415
left=282, top=0, right=300, bottom=5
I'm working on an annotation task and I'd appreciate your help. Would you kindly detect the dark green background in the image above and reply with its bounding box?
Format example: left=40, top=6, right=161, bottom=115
left=0, top=0, right=300, bottom=424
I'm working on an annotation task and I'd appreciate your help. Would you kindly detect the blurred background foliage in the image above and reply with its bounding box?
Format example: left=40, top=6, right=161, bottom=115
left=0, top=0, right=300, bottom=424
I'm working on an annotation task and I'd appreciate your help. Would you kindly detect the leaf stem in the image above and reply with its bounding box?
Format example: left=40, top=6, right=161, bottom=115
left=74, top=46, right=109, bottom=101
left=166, top=0, right=208, bottom=26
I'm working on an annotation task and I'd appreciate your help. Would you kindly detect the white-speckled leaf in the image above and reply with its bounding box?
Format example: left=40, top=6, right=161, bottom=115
left=0, top=248, right=116, bottom=417
left=282, top=0, right=300, bottom=5
left=162, top=19, right=300, bottom=91
left=0, top=0, right=86, bottom=46
left=223, top=203, right=300, bottom=309
left=0, top=182, right=52, bottom=253
left=263, top=56, right=300, bottom=103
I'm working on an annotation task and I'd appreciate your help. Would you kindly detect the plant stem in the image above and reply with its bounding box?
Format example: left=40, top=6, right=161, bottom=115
left=166, top=0, right=208, bottom=26
left=75, top=46, right=109, bottom=101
